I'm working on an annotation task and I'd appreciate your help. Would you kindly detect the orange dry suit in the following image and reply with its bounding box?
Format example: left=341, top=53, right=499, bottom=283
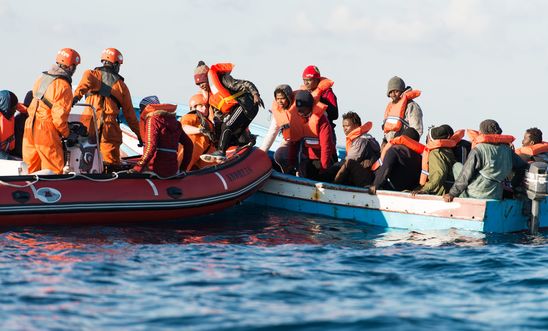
left=419, top=130, right=464, bottom=186
left=23, top=68, right=73, bottom=174
left=73, top=67, right=141, bottom=165
left=383, top=89, right=421, bottom=133
left=178, top=110, right=216, bottom=170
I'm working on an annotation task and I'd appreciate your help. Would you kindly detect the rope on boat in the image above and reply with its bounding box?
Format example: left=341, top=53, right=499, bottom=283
left=0, top=175, right=39, bottom=188
left=76, top=172, right=119, bottom=182
left=38, top=173, right=78, bottom=181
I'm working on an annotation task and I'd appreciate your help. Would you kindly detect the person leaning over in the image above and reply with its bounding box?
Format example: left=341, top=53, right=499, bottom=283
left=443, top=119, right=527, bottom=202
left=73, top=48, right=141, bottom=170
left=412, top=125, right=462, bottom=196
left=382, top=76, right=423, bottom=144
left=330, top=111, right=380, bottom=187
left=23, top=48, right=80, bottom=174
left=515, top=127, right=548, bottom=163
left=370, top=128, right=424, bottom=195
left=131, top=96, right=193, bottom=177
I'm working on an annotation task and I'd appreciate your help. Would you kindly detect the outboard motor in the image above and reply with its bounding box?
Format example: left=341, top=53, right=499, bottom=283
left=63, top=122, right=103, bottom=174
left=525, top=162, right=548, bottom=234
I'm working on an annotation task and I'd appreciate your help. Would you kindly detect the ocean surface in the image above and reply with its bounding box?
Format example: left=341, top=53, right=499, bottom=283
left=1, top=202, right=547, bottom=331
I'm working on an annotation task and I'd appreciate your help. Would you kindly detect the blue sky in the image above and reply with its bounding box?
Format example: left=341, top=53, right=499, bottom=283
left=1, top=0, right=547, bottom=143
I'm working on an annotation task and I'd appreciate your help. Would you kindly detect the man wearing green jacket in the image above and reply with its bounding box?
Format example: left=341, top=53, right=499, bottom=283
left=443, top=120, right=526, bottom=202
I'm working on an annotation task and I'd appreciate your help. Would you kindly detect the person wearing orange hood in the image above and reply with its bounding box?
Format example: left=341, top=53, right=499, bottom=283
left=131, top=96, right=193, bottom=177
left=178, top=93, right=216, bottom=170
left=73, top=48, right=141, bottom=170
left=23, top=48, right=80, bottom=174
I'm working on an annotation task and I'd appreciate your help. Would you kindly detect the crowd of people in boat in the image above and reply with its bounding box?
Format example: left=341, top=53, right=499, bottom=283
left=1, top=47, right=547, bottom=202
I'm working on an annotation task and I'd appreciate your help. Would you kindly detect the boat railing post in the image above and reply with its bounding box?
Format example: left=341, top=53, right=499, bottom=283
left=525, top=162, right=548, bottom=235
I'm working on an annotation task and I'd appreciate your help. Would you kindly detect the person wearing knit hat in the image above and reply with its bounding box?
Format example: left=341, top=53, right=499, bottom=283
left=383, top=76, right=424, bottom=144
left=194, top=61, right=210, bottom=90
left=412, top=124, right=457, bottom=196
left=73, top=48, right=142, bottom=169
left=443, top=120, right=527, bottom=202
left=301, top=65, right=339, bottom=145
left=199, top=62, right=264, bottom=162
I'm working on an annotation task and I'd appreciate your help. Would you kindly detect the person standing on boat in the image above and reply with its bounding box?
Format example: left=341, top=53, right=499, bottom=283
left=369, top=128, right=424, bottom=194
left=194, top=61, right=264, bottom=162
left=515, top=127, right=548, bottom=163
left=443, top=120, right=527, bottom=202
left=289, top=90, right=335, bottom=180
left=23, top=48, right=80, bottom=174
left=131, top=96, right=193, bottom=177
left=412, top=125, right=461, bottom=196
left=178, top=93, right=216, bottom=170
left=301, top=65, right=338, bottom=144
left=327, top=111, right=380, bottom=186
left=72, top=48, right=142, bottom=171
left=382, top=76, right=423, bottom=144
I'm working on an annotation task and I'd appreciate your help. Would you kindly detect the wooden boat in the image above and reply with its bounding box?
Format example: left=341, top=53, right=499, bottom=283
left=245, top=123, right=548, bottom=234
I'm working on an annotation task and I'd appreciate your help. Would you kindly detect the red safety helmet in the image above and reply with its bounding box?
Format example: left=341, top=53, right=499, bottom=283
left=101, top=48, right=124, bottom=64
left=189, top=93, right=207, bottom=109
left=56, top=48, right=81, bottom=66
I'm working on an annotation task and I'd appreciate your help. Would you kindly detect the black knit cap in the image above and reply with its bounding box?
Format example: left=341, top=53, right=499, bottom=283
left=479, top=119, right=502, bottom=134
left=401, top=127, right=420, bottom=142
left=430, top=125, right=452, bottom=139
left=295, top=90, right=313, bottom=109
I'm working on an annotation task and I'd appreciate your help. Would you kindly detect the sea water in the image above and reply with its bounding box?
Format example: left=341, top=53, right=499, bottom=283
left=1, top=203, right=547, bottom=331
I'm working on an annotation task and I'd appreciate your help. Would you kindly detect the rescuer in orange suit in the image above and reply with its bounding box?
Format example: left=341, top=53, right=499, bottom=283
left=73, top=48, right=141, bottom=170
left=23, top=48, right=80, bottom=174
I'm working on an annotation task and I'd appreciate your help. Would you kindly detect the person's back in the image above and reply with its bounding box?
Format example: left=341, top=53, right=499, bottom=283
left=132, top=101, right=192, bottom=177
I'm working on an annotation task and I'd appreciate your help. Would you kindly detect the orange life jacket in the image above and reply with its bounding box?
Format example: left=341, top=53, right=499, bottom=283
left=515, top=142, right=548, bottom=157
left=383, top=89, right=421, bottom=133
left=270, top=98, right=297, bottom=141
left=419, top=129, right=464, bottom=186
left=372, top=135, right=425, bottom=171
left=345, top=122, right=373, bottom=153
left=467, top=129, right=515, bottom=149
left=300, top=78, right=334, bottom=103
left=207, top=63, right=245, bottom=114
left=139, top=104, right=177, bottom=141
left=273, top=98, right=328, bottom=142
left=0, top=114, right=15, bottom=152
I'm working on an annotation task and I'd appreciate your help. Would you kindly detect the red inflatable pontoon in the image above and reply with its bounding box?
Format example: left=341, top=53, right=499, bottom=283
left=0, top=147, right=272, bottom=226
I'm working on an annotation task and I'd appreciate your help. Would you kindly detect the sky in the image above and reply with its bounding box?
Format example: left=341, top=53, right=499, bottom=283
left=1, top=0, right=547, bottom=144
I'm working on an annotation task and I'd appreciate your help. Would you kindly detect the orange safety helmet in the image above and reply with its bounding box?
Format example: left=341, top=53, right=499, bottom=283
left=189, top=93, right=207, bottom=109
left=56, top=48, right=81, bottom=66
left=101, top=48, right=124, bottom=64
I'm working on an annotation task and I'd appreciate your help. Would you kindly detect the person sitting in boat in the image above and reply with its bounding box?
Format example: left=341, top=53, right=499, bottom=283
left=23, top=48, right=80, bottom=174
left=443, top=119, right=527, bottom=202
left=515, top=127, right=548, bottom=163
left=194, top=61, right=264, bottom=162
left=0, top=90, right=19, bottom=160
left=178, top=93, right=216, bottom=171
left=382, top=76, right=423, bottom=145
left=72, top=48, right=142, bottom=171
left=289, top=90, right=335, bottom=180
left=301, top=65, right=338, bottom=144
left=369, top=127, right=424, bottom=195
left=412, top=125, right=461, bottom=196
left=327, top=111, right=380, bottom=187
left=130, top=96, right=193, bottom=177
